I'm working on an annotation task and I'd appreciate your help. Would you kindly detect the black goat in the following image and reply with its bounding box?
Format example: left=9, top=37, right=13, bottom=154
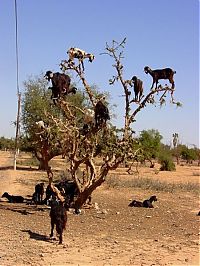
left=128, top=200, right=143, bottom=207
left=49, top=195, right=67, bottom=244
left=44, top=180, right=78, bottom=209
left=129, top=195, right=157, bottom=208
left=44, top=71, right=77, bottom=104
left=44, top=180, right=91, bottom=214
left=131, top=76, right=143, bottom=101
left=144, top=66, right=176, bottom=90
left=56, top=180, right=79, bottom=209
left=2, top=192, right=24, bottom=203
left=142, top=195, right=157, bottom=208
left=94, top=100, right=110, bottom=127
left=32, top=182, right=45, bottom=204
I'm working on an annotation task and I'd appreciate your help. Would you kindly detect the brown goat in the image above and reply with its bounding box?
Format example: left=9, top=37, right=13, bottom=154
left=44, top=71, right=77, bottom=104
left=144, top=66, right=176, bottom=90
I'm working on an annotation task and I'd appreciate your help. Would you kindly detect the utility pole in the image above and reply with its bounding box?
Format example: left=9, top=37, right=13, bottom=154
left=13, top=0, right=20, bottom=170
left=14, top=92, right=21, bottom=170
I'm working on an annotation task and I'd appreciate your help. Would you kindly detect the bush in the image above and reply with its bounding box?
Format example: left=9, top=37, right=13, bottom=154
left=159, top=154, right=176, bottom=171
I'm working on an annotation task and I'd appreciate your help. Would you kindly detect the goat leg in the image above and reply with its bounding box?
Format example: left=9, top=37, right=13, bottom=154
left=50, top=221, right=54, bottom=238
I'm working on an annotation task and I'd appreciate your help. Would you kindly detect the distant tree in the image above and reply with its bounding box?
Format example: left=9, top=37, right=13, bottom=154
left=139, top=129, right=163, bottom=167
left=180, top=145, right=198, bottom=164
left=0, top=137, right=15, bottom=150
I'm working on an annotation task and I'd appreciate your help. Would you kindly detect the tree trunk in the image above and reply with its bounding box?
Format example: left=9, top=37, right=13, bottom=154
left=38, top=158, right=49, bottom=170
left=74, top=165, right=110, bottom=211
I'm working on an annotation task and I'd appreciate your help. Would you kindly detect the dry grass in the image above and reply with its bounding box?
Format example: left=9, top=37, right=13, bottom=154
left=106, top=175, right=199, bottom=194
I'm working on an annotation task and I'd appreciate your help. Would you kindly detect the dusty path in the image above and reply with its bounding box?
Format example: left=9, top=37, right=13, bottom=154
left=0, top=152, right=199, bottom=265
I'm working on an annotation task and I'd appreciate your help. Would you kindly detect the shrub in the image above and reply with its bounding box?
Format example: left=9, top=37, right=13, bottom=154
left=159, top=153, right=176, bottom=171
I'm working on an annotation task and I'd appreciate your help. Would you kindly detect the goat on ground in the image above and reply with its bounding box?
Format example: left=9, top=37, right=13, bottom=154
left=94, top=100, right=110, bottom=128
left=32, top=182, right=45, bottom=204
left=142, top=195, right=157, bottom=208
left=44, top=180, right=78, bottom=209
left=67, top=47, right=95, bottom=71
left=129, top=195, right=157, bottom=208
left=131, top=76, right=143, bottom=101
left=48, top=194, right=67, bottom=244
left=44, top=71, right=77, bottom=104
left=2, top=192, right=24, bottom=203
left=144, top=66, right=176, bottom=90
left=128, top=199, right=143, bottom=207
left=44, top=180, right=91, bottom=214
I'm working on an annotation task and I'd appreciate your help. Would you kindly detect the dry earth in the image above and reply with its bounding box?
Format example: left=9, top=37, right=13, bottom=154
left=0, top=151, right=199, bottom=266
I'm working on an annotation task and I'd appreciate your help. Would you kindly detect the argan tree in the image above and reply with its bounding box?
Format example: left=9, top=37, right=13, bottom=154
left=46, top=38, right=180, bottom=210
left=21, top=75, right=86, bottom=170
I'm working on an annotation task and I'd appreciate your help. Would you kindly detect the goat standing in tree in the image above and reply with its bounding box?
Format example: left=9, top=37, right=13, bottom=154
left=131, top=76, right=143, bottom=102
left=67, top=47, right=95, bottom=71
left=144, top=66, right=176, bottom=90
left=94, top=99, right=110, bottom=127
left=44, top=71, right=77, bottom=104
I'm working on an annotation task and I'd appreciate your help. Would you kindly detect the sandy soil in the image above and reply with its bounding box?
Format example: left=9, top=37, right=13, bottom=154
left=0, top=151, right=199, bottom=266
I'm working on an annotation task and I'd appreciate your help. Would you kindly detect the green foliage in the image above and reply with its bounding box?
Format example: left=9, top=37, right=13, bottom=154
left=171, top=144, right=199, bottom=163
left=159, top=148, right=176, bottom=171
left=139, top=129, right=163, bottom=162
left=180, top=145, right=198, bottom=162
left=0, top=137, right=15, bottom=150
left=21, top=75, right=81, bottom=168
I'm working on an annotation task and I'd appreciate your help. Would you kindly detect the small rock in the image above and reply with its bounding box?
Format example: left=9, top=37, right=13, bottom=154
left=116, top=212, right=120, bottom=215
left=94, top=202, right=99, bottom=210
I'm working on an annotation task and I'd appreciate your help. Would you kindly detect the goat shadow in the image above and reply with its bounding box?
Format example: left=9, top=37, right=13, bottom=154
left=22, top=229, right=51, bottom=242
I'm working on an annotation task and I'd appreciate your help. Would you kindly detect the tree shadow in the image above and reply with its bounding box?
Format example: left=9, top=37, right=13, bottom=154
left=0, top=202, right=50, bottom=215
left=22, top=229, right=51, bottom=242
left=0, top=165, right=61, bottom=172
left=0, top=166, right=39, bottom=171
left=0, top=203, right=33, bottom=215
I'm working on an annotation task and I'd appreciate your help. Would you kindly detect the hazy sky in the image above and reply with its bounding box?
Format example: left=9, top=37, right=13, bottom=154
left=0, top=0, right=199, bottom=147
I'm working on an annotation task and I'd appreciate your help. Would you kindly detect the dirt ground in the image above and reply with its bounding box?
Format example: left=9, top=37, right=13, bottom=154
left=0, top=151, right=199, bottom=266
